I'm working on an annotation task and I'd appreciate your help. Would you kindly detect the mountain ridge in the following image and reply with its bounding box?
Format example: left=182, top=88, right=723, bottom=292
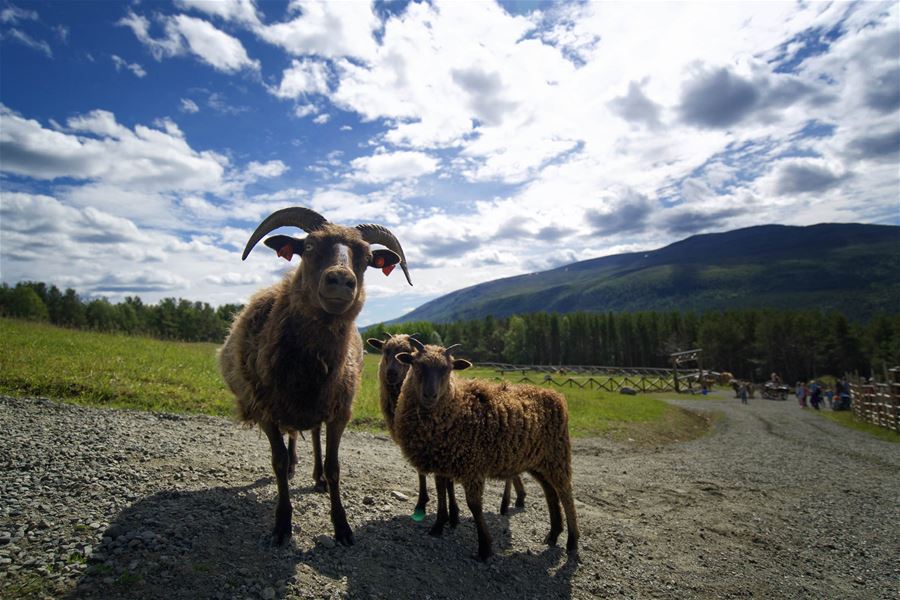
left=390, top=223, right=900, bottom=323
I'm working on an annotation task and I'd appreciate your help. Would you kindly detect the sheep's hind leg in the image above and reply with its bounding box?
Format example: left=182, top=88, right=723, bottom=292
left=513, top=475, right=526, bottom=508
left=262, top=421, right=293, bottom=546
left=529, top=470, right=563, bottom=546
left=463, top=478, right=492, bottom=561
left=413, top=472, right=428, bottom=521
left=324, top=419, right=354, bottom=545
left=429, top=476, right=449, bottom=536
left=287, top=431, right=298, bottom=479
left=311, top=426, right=327, bottom=492
left=447, top=479, right=459, bottom=527
left=500, top=480, right=512, bottom=515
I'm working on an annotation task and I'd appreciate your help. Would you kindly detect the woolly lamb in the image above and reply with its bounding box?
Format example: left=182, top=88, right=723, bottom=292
left=393, top=343, right=579, bottom=560
left=219, top=206, right=412, bottom=545
left=367, top=335, right=525, bottom=522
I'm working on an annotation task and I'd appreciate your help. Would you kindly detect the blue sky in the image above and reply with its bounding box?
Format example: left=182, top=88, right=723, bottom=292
left=1, top=0, right=898, bottom=326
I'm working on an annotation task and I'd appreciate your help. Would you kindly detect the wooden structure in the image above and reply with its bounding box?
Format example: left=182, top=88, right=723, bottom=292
left=506, top=374, right=675, bottom=394
left=849, top=367, right=900, bottom=433
left=670, top=348, right=703, bottom=394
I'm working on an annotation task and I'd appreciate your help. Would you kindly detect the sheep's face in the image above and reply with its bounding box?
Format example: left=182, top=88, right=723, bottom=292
left=396, top=344, right=472, bottom=409
left=367, top=335, right=415, bottom=386
left=267, top=225, right=400, bottom=316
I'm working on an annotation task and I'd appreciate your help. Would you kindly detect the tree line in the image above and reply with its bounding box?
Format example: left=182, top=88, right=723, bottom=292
left=0, top=281, right=241, bottom=343
left=3, top=281, right=898, bottom=382
left=364, top=310, right=900, bottom=384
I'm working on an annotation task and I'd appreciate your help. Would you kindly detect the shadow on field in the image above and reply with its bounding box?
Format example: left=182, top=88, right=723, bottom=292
left=65, top=482, right=578, bottom=600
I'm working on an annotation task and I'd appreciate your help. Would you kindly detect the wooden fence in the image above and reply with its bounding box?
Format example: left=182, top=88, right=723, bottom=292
left=849, top=367, right=900, bottom=432
left=508, top=375, right=676, bottom=394
left=478, top=362, right=682, bottom=394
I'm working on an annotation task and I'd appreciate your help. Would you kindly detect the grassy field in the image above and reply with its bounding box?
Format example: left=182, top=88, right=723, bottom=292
left=0, top=318, right=708, bottom=441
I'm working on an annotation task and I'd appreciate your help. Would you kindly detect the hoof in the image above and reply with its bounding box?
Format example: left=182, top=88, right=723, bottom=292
left=499, top=503, right=509, bottom=516
left=515, top=497, right=526, bottom=508
left=313, top=480, right=328, bottom=493
left=287, top=465, right=297, bottom=480
left=544, top=532, right=560, bottom=547
left=411, top=507, right=426, bottom=522
left=428, top=523, right=445, bottom=537
left=476, top=546, right=493, bottom=562
left=271, top=526, right=292, bottom=547
left=334, top=524, right=355, bottom=546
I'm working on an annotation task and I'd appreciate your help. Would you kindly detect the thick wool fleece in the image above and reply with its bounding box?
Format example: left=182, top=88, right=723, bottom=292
left=374, top=335, right=415, bottom=437
left=395, top=375, right=571, bottom=486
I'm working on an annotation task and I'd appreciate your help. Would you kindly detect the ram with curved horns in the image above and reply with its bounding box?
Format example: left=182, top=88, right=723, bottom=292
left=219, top=206, right=412, bottom=545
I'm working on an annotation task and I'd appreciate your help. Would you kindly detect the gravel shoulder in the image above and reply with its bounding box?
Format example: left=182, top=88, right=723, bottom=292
left=0, top=392, right=897, bottom=599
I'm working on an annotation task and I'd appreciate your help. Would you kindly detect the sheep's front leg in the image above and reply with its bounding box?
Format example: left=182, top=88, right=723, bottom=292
left=311, top=426, right=327, bottom=492
left=429, top=476, right=449, bottom=536
left=262, top=421, right=292, bottom=545
left=413, top=472, right=429, bottom=521
left=287, top=431, right=298, bottom=479
left=324, top=419, right=354, bottom=545
left=513, top=475, right=526, bottom=508
left=463, top=478, right=491, bottom=561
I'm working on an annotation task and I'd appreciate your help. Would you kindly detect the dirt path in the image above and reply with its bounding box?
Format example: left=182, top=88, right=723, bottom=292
left=0, top=392, right=897, bottom=599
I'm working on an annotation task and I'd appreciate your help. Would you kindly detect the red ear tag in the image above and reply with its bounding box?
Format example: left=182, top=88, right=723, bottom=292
left=382, top=264, right=396, bottom=276
left=374, top=256, right=385, bottom=268
left=277, top=244, right=294, bottom=261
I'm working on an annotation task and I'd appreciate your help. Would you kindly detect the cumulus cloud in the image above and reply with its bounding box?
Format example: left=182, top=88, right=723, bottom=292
left=585, top=191, right=655, bottom=236
left=608, top=81, right=662, bottom=128
left=253, top=0, right=379, bottom=60
left=271, top=58, right=330, bottom=99
left=0, top=106, right=226, bottom=190
left=774, top=161, right=847, bottom=195
left=118, top=11, right=259, bottom=73
left=349, top=151, right=439, bottom=183
left=175, top=0, right=259, bottom=25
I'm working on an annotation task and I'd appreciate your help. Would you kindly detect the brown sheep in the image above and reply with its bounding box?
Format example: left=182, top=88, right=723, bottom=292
left=366, top=335, right=525, bottom=523
left=218, top=206, right=411, bottom=545
left=393, top=343, right=579, bottom=560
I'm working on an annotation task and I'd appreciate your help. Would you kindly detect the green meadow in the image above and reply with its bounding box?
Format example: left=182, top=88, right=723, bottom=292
left=0, top=318, right=707, bottom=441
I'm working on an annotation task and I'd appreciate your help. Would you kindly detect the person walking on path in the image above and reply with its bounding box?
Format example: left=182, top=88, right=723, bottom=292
left=739, top=382, right=749, bottom=405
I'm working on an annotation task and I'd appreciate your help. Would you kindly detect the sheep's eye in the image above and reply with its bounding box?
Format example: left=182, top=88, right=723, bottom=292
left=304, top=242, right=315, bottom=253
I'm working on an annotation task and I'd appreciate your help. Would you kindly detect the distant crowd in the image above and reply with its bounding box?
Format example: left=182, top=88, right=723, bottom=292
left=792, top=377, right=851, bottom=411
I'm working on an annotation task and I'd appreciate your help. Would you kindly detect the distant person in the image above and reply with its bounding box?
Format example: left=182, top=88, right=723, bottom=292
left=771, top=372, right=782, bottom=385
left=838, top=378, right=851, bottom=410
left=825, top=385, right=835, bottom=409
left=795, top=381, right=804, bottom=405
left=739, top=382, right=748, bottom=404
left=810, top=383, right=822, bottom=410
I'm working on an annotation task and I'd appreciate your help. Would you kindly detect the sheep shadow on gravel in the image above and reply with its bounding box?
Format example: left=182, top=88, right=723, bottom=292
left=307, top=514, right=579, bottom=600
left=65, top=479, right=300, bottom=600
left=63, top=480, right=577, bottom=600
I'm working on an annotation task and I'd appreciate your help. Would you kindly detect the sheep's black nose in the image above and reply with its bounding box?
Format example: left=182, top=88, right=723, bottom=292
left=321, top=267, right=357, bottom=299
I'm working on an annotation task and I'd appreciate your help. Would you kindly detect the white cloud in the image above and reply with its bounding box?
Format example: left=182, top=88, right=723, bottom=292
left=118, top=11, right=259, bottom=73
left=111, top=54, right=147, bottom=77
left=3, top=28, right=52, bottom=57
left=180, top=98, right=200, bottom=113
left=253, top=0, right=379, bottom=60
left=349, top=150, right=439, bottom=183
left=271, top=58, right=330, bottom=99
left=0, top=5, right=38, bottom=24
left=175, top=0, right=260, bottom=25
left=312, top=113, right=330, bottom=125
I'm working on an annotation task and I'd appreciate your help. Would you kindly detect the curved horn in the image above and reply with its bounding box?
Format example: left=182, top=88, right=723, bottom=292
left=242, top=207, right=328, bottom=261
left=409, top=337, right=425, bottom=353
left=356, top=224, right=413, bottom=286
left=444, top=344, right=462, bottom=357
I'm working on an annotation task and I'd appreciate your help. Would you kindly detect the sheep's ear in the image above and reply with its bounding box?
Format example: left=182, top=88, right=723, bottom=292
left=264, top=235, right=306, bottom=262
left=452, top=359, right=472, bottom=371
left=367, top=338, right=385, bottom=351
left=395, top=352, right=414, bottom=365
left=369, top=249, right=401, bottom=276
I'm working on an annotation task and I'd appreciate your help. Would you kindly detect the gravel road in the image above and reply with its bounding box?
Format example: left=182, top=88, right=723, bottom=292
left=0, top=392, right=897, bottom=599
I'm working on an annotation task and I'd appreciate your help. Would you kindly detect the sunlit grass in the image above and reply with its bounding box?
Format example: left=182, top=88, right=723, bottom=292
left=1, top=318, right=707, bottom=441
left=813, top=409, right=900, bottom=444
